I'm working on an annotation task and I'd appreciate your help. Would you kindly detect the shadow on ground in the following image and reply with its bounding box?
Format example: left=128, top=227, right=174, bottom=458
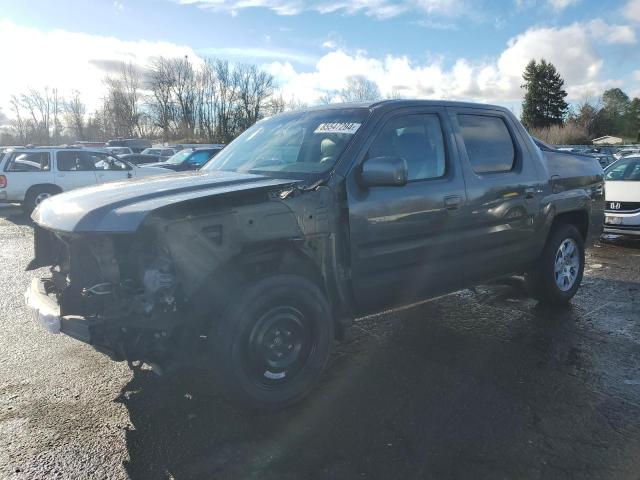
left=117, top=277, right=640, bottom=480
left=0, top=204, right=30, bottom=226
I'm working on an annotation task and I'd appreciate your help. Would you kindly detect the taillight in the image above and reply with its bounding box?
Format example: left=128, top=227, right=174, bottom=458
left=0, top=175, right=6, bottom=188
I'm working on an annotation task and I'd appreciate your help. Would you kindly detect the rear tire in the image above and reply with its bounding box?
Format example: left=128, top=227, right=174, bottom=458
left=526, top=224, right=585, bottom=305
left=210, top=274, right=334, bottom=411
left=23, top=185, right=60, bottom=216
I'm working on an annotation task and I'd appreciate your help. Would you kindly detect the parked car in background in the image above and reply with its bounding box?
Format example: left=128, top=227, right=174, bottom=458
left=107, top=138, right=152, bottom=153
left=25, top=100, right=604, bottom=410
left=552, top=144, right=616, bottom=168
left=594, top=154, right=615, bottom=168
left=603, top=155, right=640, bottom=236
left=613, top=147, right=640, bottom=160
left=140, top=147, right=177, bottom=161
left=172, top=143, right=223, bottom=150
left=0, top=147, right=171, bottom=213
left=143, top=146, right=223, bottom=171
left=72, top=141, right=106, bottom=149
left=118, top=153, right=164, bottom=166
left=105, top=146, right=134, bottom=156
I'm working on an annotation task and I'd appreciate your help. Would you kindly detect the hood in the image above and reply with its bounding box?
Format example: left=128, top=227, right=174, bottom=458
left=32, top=170, right=297, bottom=233
left=605, top=181, right=640, bottom=202
left=141, top=161, right=180, bottom=170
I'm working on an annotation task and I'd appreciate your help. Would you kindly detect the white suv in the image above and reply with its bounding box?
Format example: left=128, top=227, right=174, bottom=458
left=0, top=147, right=171, bottom=214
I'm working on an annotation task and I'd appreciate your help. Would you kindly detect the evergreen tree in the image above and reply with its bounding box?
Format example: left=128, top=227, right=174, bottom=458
left=602, top=88, right=631, bottom=136
left=521, top=59, right=568, bottom=128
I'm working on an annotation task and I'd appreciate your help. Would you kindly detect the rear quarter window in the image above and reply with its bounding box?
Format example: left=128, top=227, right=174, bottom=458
left=4, top=152, right=51, bottom=172
left=458, top=114, right=515, bottom=174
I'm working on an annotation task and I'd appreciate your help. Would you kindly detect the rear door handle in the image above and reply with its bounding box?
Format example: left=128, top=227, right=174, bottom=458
left=444, top=195, right=462, bottom=213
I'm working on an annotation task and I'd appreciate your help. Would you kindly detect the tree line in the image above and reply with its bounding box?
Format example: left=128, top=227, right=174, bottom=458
left=1, top=58, right=391, bottom=147
left=521, top=58, right=640, bottom=144
left=2, top=57, right=297, bottom=146
left=4, top=55, right=637, bottom=147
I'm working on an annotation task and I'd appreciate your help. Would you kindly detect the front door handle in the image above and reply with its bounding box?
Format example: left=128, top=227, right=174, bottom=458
left=444, top=195, right=462, bottom=213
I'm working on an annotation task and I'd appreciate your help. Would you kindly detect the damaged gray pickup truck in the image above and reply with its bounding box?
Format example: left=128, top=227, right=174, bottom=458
left=25, top=100, right=604, bottom=410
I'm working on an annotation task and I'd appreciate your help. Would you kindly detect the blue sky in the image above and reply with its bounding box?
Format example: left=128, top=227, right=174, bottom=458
left=0, top=0, right=639, bottom=116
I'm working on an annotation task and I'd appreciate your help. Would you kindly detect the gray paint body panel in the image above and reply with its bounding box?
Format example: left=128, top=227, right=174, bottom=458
left=31, top=170, right=296, bottom=233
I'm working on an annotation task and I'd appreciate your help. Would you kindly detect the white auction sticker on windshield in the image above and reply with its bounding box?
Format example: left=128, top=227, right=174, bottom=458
left=314, top=122, right=361, bottom=135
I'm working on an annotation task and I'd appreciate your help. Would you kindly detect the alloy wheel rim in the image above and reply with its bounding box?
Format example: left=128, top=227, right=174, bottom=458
left=34, top=192, right=51, bottom=205
left=554, top=238, right=580, bottom=291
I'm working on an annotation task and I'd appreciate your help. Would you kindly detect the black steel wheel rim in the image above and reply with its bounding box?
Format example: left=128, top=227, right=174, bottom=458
left=244, top=305, right=314, bottom=387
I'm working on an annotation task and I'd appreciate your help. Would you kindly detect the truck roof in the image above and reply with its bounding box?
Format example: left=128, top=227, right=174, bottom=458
left=296, top=99, right=510, bottom=114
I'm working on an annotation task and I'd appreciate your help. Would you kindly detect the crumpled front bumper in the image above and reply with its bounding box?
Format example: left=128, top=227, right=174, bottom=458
left=25, top=278, right=62, bottom=334
left=25, top=278, right=91, bottom=343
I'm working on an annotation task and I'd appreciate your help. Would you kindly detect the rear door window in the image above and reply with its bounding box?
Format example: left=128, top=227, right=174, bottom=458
left=57, top=151, right=96, bottom=171
left=4, top=152, right=51, bottom=172
left=458, top=115, right=515, bottom=174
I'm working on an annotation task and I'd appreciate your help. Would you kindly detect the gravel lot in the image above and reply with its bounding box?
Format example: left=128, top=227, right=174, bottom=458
left=1, top=203, right=640, bottom=480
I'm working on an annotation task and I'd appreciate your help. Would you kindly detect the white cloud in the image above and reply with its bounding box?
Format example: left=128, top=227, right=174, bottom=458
left=0, top=19, right=200, bottom=114
left=113, top=1, right=125, bottom=12
left=624, top=0, right=640, bottom=22
left=198, top=46, right=316, bottom=64
left=586, top=19, right=636, bottom=44
left=177, top=0, right=464, bottom=18
left=546, top=0, right=579, bottom=11
left=516, top=0, right=580, bottom=11
left=266, top=22, right=627, bottom=105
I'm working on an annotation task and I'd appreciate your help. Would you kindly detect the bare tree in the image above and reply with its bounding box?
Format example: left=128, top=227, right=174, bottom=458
left=318, top=92, right=336, bottom=105
left=170, top=56, right=197, bottom=138
left=147, top=57, right=177, bottom=141
left=266, top=92, right=287, bottom=116
left=51, top=88, right=63, bottom=144
left=235, top=64, right=275, bottom=130
left=339, top=75, right=381, bottom=103
left=64, top=90, right=86, bottom=140
left=103, top=62, right=142, bottom=138
left=195, top=59, right=219, bottom=141
left=9, top=95, right=27, bottom=144
left=3, top=57, right=284, bottom=146
left=213, top=59, right=237, bottom=143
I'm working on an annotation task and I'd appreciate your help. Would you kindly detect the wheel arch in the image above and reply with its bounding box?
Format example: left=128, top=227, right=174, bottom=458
left=550, top=209, right=589, bottom=241
left=25, top=183, right=63, bottom=199
left=191, top=239, right=338, bottom=334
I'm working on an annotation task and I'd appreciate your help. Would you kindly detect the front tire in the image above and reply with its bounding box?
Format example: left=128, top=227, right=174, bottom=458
left=526, top=224, right=585, bottom=305
left=23, top=185, right=61, bottom=216
left=210, top=274, right=334, bottom=411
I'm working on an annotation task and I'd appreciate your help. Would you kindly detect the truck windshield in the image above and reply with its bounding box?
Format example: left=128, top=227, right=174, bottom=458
left=202, top=108, right=369, bottom=176
left=165, top=150, right=193, bottom=164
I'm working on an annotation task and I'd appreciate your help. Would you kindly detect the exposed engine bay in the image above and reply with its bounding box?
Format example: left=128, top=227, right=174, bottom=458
left=33, top=227, right=186, bottom=367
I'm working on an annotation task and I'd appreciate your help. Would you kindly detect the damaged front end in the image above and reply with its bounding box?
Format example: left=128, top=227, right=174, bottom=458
left=26, top=225, right=185, bottom=366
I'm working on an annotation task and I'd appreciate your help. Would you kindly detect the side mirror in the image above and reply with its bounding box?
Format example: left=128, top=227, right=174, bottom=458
left=360, top=156, right=408, bottom=187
